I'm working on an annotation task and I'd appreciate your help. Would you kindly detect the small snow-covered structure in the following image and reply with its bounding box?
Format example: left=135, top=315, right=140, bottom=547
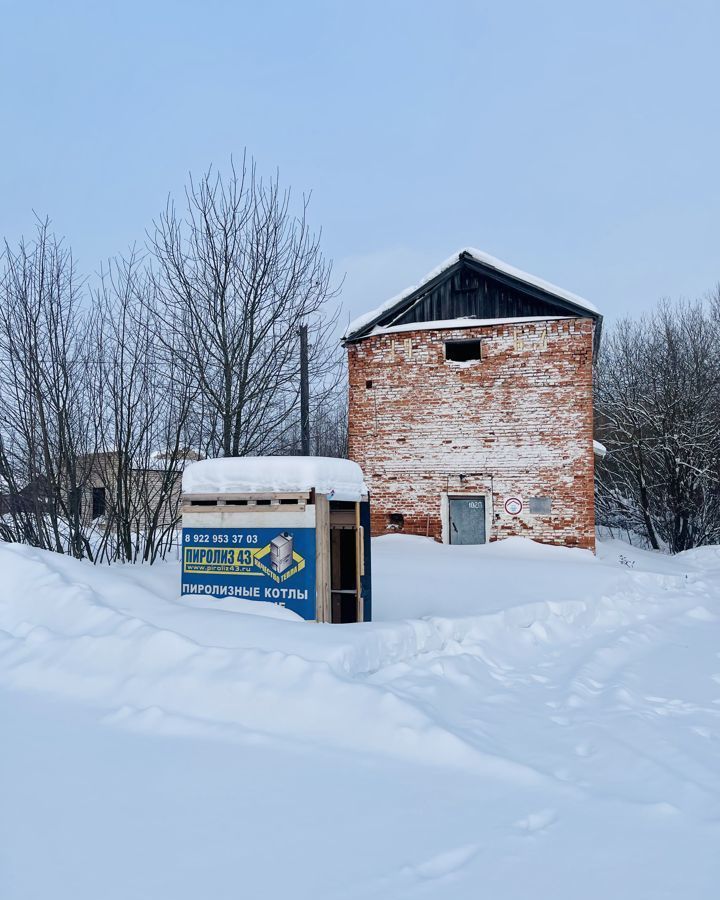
left=181, top=456, right=372, bottom=623
left=344, top=248, right=603, bottom=551
left=183, top=456, right=367, bottom=502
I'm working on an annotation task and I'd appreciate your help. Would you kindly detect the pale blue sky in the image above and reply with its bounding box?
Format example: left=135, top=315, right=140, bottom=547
left=2, top=0, right=719, bottom=326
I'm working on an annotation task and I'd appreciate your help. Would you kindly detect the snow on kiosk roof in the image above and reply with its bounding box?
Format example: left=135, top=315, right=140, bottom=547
left=343, top=248, right=602, bottom=344
left=183, top=456, right=368, bottom=503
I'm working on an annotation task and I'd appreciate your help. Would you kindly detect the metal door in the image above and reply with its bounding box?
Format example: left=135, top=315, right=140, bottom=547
left=449, top=496, right=486, bottom=545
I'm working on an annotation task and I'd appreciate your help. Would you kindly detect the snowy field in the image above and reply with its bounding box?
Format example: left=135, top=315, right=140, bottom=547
left=1, top=535, right=719, bottom=899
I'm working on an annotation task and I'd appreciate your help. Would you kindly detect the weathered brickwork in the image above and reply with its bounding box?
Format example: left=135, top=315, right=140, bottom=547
left=347, top=318, right=597, bottom=550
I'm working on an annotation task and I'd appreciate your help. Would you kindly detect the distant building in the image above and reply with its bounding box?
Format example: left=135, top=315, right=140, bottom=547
left=76, top=449, right=203, bottom=530
left=344, top=249, right=603, bottom=550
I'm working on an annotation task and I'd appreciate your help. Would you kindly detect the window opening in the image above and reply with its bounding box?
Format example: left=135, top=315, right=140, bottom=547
left=92, top=486, right=106, bottom=520
left=445, top=340, right=481, bottom=362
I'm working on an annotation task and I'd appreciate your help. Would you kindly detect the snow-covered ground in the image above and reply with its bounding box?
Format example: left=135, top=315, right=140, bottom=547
left=1, top=535, right=719, bottom=898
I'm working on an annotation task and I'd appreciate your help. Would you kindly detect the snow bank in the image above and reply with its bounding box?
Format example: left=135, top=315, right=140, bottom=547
left=182, top=455, right=368, bottom=501
left=1, top=534, right=714, bottom=761
left=0, top=542, right=523, bottom=772
left=2, top=534, right=720, bottom=898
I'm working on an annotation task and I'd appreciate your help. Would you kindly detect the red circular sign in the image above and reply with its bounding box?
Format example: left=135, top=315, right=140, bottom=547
left=504, top=497, right=523, bottom=515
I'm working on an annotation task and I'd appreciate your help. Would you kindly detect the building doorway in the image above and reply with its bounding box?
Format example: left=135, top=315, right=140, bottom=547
left=329, top=501, right=364, bottom=623
left=448, top=495, right=487, bottom=544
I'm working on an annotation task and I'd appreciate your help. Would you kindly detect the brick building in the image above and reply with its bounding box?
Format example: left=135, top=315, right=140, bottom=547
left=344, top=249, right=603, bottom=550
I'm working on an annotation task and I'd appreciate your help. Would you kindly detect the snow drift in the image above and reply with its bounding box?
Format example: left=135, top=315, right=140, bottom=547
left=1, top=534, right=719, bottom=899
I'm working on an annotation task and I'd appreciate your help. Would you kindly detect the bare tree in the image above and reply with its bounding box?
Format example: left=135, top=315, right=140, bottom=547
left=0, top=220, right=97, bottom=558
left=148, top=156, right=341, bottom=459
left=89, top=252, right=197, bottom=563
left=276, top=385, right=349, bottom=458
left=595, top=294, right=720, bottom=552
left=0, top=158, right=345, bottom=564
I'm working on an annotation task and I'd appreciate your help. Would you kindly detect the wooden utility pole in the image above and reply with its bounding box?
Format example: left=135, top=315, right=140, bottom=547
left=299, top=324, right=310, bottom=455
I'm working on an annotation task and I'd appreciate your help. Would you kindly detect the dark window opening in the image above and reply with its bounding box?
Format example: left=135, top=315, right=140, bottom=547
left=365, top=379, right=373, bottom=389
left=92, top=486, right=106, bottom=520
left=445, top=340, right=481, bottom=362
left=387, top=512, right=404, bottom=529
left=330, top=526, right=360, bottom=624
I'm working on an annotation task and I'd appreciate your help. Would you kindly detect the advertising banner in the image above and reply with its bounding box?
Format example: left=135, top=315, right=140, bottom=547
left=181, top=526, right=317, bottom=620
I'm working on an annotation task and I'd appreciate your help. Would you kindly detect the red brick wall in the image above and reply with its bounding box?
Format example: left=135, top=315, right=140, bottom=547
left=346, top=318, right=597, bottom=550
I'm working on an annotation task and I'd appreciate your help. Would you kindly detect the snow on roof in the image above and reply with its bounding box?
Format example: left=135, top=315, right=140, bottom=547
left=142, top=449, right=203, bottom=471
left=182, top=456, right=368, bottom=501
left=343, top=248, right=599, bottom=341
left=593, top=440, right=607, bottom=459
left=368, top=314, right=570, bottom=337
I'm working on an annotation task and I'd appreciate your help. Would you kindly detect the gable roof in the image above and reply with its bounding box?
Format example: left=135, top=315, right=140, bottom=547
left=343, top=248, right=601, bottom=343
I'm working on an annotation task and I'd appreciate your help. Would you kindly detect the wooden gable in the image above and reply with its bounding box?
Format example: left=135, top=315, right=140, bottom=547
left=345, top=251, right=602, bottom=345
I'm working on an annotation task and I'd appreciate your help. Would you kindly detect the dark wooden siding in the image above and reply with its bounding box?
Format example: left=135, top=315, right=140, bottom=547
left=384, top=261, right=566, bottom=328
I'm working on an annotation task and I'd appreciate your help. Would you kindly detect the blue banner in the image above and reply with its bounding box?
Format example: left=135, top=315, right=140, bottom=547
left=181, top=526, right=317, bottom=620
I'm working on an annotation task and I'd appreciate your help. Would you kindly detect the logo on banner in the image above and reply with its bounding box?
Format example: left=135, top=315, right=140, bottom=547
left=183, top=531, right=306, bottom=583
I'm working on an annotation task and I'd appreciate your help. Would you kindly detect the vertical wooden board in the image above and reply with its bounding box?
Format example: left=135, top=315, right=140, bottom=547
left=358, top=527, right=365, bottom=576
left=359, top=499, right=373, bottom=622
left=314, top=493, right=331, bottom=623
